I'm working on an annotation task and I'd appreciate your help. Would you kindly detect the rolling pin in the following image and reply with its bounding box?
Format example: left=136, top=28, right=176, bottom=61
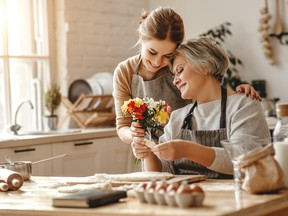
left=0, top=168, right=24, bottom=191
left=0, top=179, right=9, bottom=192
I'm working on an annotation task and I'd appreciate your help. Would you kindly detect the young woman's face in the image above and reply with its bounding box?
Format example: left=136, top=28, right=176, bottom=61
left=141, top=38, right=177, bottom=73
left=172, top=55, right=207, bottom=100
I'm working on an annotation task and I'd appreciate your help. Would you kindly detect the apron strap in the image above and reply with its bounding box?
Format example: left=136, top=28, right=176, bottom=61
left=181, top=101, right=197, bottom=130
left=134, top=57, right=142, bottom=75
left=219, top=86, right=227, bottom=129
left=181, top=86, right=227, bottom=130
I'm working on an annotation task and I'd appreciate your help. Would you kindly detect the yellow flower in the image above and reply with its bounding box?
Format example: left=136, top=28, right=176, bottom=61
left=121, top=100, right=130, bottom=115
left=156, top=109, right=169, bottom=125
left=121, top=97, right=170, bottom=127
left=133, top=98, right=144, bottom=107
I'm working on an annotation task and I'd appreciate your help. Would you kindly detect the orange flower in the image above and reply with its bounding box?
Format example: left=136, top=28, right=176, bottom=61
left=121, top=97, right=171, bottom=130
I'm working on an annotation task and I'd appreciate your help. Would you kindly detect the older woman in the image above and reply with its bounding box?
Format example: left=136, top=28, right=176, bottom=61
left=113, top=7, right=260, bottom=146
left=132, top=37, right=270, bottom=178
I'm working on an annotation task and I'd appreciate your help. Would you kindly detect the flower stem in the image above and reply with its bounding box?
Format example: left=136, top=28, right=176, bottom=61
left=133, top=157, right=141, bottom=165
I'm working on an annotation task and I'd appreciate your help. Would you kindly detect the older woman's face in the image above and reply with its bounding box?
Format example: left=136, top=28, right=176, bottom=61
left=141, top=38, right=176, bottom=73
left=172, top=55, right=207, bottom=100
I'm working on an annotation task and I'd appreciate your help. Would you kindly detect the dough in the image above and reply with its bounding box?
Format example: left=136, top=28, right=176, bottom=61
left=57, top=183, right=111, bottom=193
left=88, top=172, right=173, bottom=182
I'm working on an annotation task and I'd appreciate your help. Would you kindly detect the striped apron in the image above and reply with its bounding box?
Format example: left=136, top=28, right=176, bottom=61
left=173, top=87, right=233, bottom=179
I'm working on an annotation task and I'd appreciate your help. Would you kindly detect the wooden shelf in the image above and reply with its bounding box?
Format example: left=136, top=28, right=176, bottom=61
left=58, top=94, right=116, bottom=128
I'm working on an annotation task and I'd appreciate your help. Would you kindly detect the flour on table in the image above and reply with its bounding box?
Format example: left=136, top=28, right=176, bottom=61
left=37, top=182, right=67, bottom=189
left=57, top=183, right=112, bottom=193
left=88, top=172, right=173, bottom=182
left=86, top=173, right=111, bottom=183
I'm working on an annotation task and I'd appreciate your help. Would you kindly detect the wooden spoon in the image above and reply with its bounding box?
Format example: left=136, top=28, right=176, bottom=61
left=274, top=0, right=282, bottom=35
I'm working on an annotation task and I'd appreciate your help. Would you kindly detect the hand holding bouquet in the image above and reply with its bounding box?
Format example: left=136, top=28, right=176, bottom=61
left=121, top=97, right=171, bottom=164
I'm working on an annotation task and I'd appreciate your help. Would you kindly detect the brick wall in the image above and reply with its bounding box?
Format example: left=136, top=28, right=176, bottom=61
left=54, top=0, right=148, bottom=128
left=56, top=0, right=148, bottom=88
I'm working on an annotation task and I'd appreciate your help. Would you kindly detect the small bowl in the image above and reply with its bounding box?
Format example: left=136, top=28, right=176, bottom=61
left=0, top=161, right=32, bottom=181
left=154, top=191, right=166, bottom=205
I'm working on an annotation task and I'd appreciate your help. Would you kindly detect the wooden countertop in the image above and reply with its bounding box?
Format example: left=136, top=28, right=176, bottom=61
left=0, top=176, right=287, bottom=216
left=0, top=127, right=117, bottom=148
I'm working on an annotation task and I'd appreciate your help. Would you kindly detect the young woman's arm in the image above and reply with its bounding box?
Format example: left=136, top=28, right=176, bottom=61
left=118, top=122, right=146, bottom=144
left=113, top=57, right=146, bottom=144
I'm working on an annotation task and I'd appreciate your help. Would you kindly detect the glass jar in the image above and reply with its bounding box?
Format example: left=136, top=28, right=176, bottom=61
left=273, top=103, right=288, bottom=186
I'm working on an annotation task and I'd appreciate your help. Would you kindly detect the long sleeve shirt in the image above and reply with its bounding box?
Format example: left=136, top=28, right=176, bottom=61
left=159, top=93, right=271, bottom=175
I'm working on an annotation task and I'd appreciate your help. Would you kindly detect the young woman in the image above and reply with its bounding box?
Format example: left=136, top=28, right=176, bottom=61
left=131, top=37, right=270, bottom=178
left=113, top=6, right=261, bottom=145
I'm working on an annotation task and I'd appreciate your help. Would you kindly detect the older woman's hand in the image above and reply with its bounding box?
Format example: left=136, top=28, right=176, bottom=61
left=152, top=140, right=187, bottom=161
left=131, top=137, right=151, bottom=159
left=129, top=122, right=146, bottom=139
left=236, top=84, right=262, bottom=101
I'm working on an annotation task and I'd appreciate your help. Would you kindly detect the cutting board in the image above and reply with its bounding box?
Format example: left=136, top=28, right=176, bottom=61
left=166, top=175, right=206, bottom=184
left=66, top=175, right=206, bottom=186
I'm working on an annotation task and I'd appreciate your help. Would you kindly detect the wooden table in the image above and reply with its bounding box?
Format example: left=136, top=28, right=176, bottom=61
left=0, top=176, right=287, bottom=216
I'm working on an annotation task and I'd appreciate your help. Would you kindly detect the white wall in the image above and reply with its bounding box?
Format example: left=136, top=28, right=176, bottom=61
left=150, top=0, right=288, bottom=102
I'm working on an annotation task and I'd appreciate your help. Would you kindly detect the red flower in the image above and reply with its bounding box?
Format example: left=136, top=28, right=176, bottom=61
left=139, top=103, right=147, bottom=113
left=135, top=114, right=144, bottom=120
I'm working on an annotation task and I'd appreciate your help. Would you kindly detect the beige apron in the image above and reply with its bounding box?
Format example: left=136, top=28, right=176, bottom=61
left=173, top=87, right=233, bottom=179
left=131, top=59, right=188, bottom=140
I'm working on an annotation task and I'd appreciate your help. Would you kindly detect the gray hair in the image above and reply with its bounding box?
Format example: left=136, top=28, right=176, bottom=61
left=173, top=37, right=229, bottom=83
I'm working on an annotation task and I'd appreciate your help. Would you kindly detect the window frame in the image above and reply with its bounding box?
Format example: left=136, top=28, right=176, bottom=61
left=0, top=0, right=52, bottom=132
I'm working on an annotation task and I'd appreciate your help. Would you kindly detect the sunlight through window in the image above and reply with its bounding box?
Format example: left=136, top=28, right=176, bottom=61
left=0, top=0, right=50, bottom=133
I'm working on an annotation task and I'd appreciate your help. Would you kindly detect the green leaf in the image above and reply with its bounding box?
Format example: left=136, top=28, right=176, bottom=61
left=201, top=22, right=245, bottom=91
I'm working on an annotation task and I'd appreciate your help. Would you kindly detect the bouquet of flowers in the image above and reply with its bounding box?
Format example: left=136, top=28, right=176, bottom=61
left=121, top=97, right=171, bottom=132
left=121, top=97, right=171, bottom=164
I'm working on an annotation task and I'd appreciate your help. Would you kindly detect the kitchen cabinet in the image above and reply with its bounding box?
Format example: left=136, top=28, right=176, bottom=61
left=0, top=144, right=53, bottom=176
left=51, top=136, right=135, bottom=177
left=0, top=129, right=141, bottom=177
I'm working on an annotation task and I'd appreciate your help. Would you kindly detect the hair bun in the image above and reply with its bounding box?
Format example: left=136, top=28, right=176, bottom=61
left=139, top=10, right=149, bottom=24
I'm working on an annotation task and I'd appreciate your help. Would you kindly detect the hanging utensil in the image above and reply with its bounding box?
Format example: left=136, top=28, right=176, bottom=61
left=274, top=0, right=282, bottom=35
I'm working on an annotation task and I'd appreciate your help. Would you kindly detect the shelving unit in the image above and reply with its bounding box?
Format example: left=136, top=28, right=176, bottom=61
left=58, top=94, right=115, bottom=128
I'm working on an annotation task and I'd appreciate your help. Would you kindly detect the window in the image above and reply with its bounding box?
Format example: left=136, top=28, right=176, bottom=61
left=0, top=0, right=51, bottom=133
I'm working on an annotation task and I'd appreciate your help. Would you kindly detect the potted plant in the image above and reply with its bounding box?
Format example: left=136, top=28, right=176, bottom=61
left=44, top=84, right=62, bottom=130
left=200, top=22, right=248, bottom=89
